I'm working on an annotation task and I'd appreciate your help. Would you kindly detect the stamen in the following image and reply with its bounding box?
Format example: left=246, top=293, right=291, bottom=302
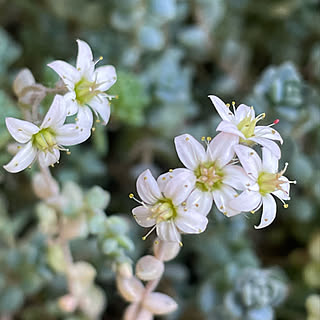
left=232, top=101, right=236, bottom=114
left=255, top=113, right=266, bottom=122
left=128, top=193, right=145, bottom=206
left=142, top=225, right=157, bottom=240
left=94, top=56, right=103, bottom=65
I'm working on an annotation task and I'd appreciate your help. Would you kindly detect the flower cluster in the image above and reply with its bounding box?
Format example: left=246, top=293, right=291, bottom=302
left=130, top=95, right=296, bottom=243
left=4, top=40, right=116, bottom=173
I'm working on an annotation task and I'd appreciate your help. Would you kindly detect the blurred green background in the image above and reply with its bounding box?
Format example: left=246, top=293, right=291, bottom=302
left=0, top=0, right=319, bottom=319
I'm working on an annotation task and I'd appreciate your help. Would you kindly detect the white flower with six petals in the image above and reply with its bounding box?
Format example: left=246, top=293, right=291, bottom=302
left=209, top=95, right=283, bottom=159
left=229, top=145, right=296, bottom=229
left=3, top=95, right=90, bottom=173
left=48, top=40, right=117, bottom=128
left=132, top=169, right=208, bottom=243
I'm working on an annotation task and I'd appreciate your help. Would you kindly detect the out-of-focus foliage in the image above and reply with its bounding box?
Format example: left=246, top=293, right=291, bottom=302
left=0, top=0, right=319, bottom=319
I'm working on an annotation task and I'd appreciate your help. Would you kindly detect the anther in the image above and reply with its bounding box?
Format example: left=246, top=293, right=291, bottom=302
left=201, top=136, right=206, bottom=141
left=283, top=204, right=289, bottom=209
left=129, top=193, right=134, bottom=199
left=169, top=169, right=173, bottom=172
left=273, top=119, right=280, bottom=125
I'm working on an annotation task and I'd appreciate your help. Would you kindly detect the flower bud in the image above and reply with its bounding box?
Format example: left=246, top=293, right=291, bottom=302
left=136, top=255, right=164, bottom=281
left=124, top=303, right=153, bottom=320
left=153, top=239, right=180, bottom=262
left=58, top=294, right=78, bottom=313
left=143, top=292, right=178, bottom=315
left=116, top=276, right=144, bottom=302
left=32, top=172, right=59, bottom=201
left=60, top=214, right=89, bottom=241
left=117, top=262, right=133, bottom=279
left=69, top=261, right=96, bottom=297
left=13, top=68, right=46, bottom=106
left=13, top=68, right=35, bottom=96
left=79, top=286, right=106, bottom=319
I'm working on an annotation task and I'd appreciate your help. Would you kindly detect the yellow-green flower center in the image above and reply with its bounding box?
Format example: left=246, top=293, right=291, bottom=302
left=237, top=116, right=256, bottom=138
left=237, top=113, right=265, bottom=144
left=74, top=78, right=101, bottom=105
left=151, top=199, right=177, bottom=223
left=32, top=128, right=56, bottom=151
left=258, top=171, right=284, bottom=196
left=194, top=162, right=224, bottom=192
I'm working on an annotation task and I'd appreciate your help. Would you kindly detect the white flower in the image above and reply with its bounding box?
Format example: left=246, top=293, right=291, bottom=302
left=4, top=95, right=90, bottom=173
left=209, top=95, right=283, bottom=159
left=173, top=133, right=249, bottom=217
left=229, top=145, right=296, bottom=229
left=48, top=40, right=117, bottom=128
left=131, top=169, right=208, bottom=243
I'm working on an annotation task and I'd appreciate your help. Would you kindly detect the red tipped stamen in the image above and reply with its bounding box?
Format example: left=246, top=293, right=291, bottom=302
left=273, top=119, right=280, bottom=125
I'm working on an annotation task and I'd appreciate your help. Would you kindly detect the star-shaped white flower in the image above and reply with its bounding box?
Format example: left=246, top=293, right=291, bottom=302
left=131, top=169, right=208, bottom=243
left=229, top=145, right=296, bottom=229
left=48, top=40, right=117, bottom=128
left=173, top=133, right=250, bottom=217
left=209, top=95, right=283, bottom=159
left=4, top=95, right=90, bottom=173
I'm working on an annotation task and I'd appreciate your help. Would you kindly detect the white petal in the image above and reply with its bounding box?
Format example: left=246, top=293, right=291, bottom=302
left=136, top=170, right=162, bottom=205
left=229, top=189, right=262, bottom=213
left=174, top=133, right=206, bottom=170
left=249, top=137, right=281, bottom=159
left=216, top=121, right=245, bottom=139
left=255, top=194, right=277, bottom=229
left=223, top=165, right=254, bottom=190
left=261, top=147, right=278, bottom=173
left=254, top=126, right=283, bottom=144
left=234, top=145, right=262, bottom=179
left=77, top=105, right=94, bottom=129
left=5, top=118, right=39, bottom=143
left=89, top=96, right=110, bottom=124
left=143, top=292, right=178, bottom=315
left=162, top=170, right=196, bottom=206
left=38, top=149, right=60, bottom=167
left=64, top=91, right=79, bottom=116
left=132, top=206, right=156, bottom=227
left=235, top=104, right=255, bottom=121
left=157, top=168, right=194, bottom=194
left=156, top=221, right=181, bottom=243
left=3, top=142, right=36, bottom=173
left=76, top=39, right=94, bottom=77
left=41, top=95, right=67, bottom=129
left=55, top=124, right=91, bottom=146
left=185, top=188, right=213, bottom=216
left=208, top=95, right=234, bottom=121
left=47, top=60, right=80, bottom=90
left=272, top=176, right=290, bottom=201
left=95, top=65, right=117, bottom=91
left=175, top=209, right=208, bottom=234
left=207, top=132, right=238, bottom=167
left=212, top=185, right=240, bottom=216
